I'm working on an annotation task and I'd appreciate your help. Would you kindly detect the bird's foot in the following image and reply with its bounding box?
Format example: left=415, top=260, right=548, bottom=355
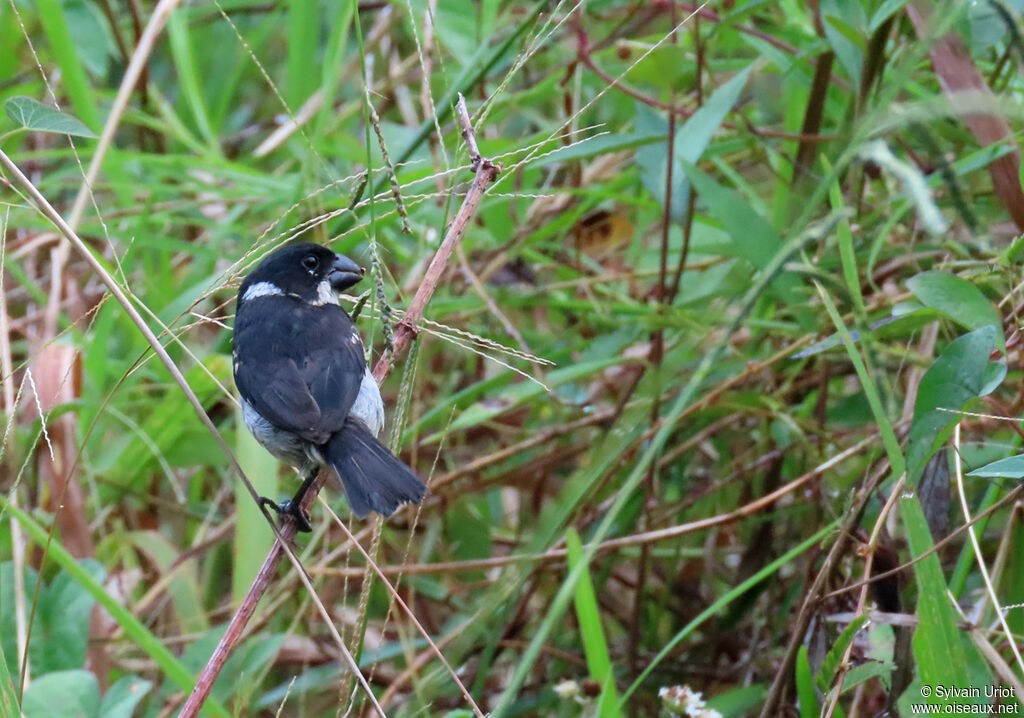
left=257, top=495, right=313, bottom=533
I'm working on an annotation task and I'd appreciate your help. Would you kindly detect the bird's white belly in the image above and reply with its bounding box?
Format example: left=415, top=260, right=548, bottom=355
left=240, top=397, right=311, bottom=468
left=350, top=368, right=385, bottom=437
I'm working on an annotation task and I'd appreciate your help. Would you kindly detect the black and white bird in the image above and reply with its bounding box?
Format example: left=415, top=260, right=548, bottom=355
left=232, top=243, right=427, bottom=530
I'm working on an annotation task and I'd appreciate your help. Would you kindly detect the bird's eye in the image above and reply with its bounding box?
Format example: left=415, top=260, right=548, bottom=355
left=301, top=255, right=319, bottom=272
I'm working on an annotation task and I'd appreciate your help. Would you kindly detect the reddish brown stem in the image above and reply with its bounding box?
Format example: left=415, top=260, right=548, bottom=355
left=372, top=94, right=501, bottom=382
left=573, top=5, right=838, bottom=143
left=180, top=93, right=499, bottom=718
left=907, top=2, right=1024, bottom=231
left=178, top=477, right=333, bottom=717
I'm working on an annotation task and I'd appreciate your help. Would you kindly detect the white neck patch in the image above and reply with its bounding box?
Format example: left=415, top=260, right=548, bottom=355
left=314, top=279, right=339, bottom=306
left=242, top=279, right=338, bottom=306
left=242, top=281, right=284, bottom=302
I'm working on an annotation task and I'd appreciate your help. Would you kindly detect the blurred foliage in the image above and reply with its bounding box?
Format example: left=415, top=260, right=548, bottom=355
left=2, top=0, right=1024, bottom=716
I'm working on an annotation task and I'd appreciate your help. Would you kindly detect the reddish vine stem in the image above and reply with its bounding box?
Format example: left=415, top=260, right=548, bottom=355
left=372, top=93, right=501, bottom=382
left=180, top=95, right=499, bottom=717
left=177, top=484, right=325, bottom=718
left=573, top=9, right=838, bottom=143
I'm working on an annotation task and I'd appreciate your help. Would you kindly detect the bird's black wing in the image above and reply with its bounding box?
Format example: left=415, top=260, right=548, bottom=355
left=234, top=296, right=365, bottom=444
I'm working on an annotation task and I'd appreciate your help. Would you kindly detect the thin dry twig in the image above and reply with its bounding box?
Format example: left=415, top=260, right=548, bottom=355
left=178, top=490, right=386, bottom=718
left=372, top=93, right=501, bottom=382
left=952, top=424, right=1024, bottom=670
left=0, top=149, right=382, bottom=718
left=179, top=92, right=499, bottom=718
left=317, top=434, right=875, bottom=578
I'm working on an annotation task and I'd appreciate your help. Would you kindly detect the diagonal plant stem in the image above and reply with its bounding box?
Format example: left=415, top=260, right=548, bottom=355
left=372, top=93, right=501, bottom=382
left=3, top=67, right=498, bottom=718
left=180, top=94, right=499, bottom=718
left=0, top=149, right=380, bottom=717
left=67, top=0, right=183, bottom=230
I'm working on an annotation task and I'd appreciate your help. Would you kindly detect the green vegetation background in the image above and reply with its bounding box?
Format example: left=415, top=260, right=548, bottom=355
left=2, top=0, right=1024, bottom=715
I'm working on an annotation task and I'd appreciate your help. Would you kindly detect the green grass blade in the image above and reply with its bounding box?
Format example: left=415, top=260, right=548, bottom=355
left=795, top=646, right=818, bottom=718
left=286, top=0, right=317, bottom=107
left=565, top=528, right=621, bottom=718
left=902, top=496, right=989, bottom=706
left=622, top=523, right=837, bottom=705
left=2, top=501, right=232, bottom=718
left=167, top=7, right=220, bottom=151
left=491, top=220, right=820, bottom=717
left=35, top=0, right=99, bottom=131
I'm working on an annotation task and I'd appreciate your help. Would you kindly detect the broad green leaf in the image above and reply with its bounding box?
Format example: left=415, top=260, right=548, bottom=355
left=870, top=0, right=910, bottom=30
left=2, top=503, right=231, bottom=718
left=0, top=640, right=19, bottom=718
left=681, top=161, right=808, bottom=322
left=968, top=1, right=1006, bottom=54
left=63, top=0, right=117, bottom=77
left=843, top=661, right=895, bottom=692
left=1, top=561, right=103, bottom=678
left=820, top=0, right=865, bottom=83
left=980, top=360, right=1007, bottom=396
left=967, top=455, right=1024, bottom=479
left=816, top=615, right=870, bottom=693
left=823, top=14, right=867, bottom=52
left=637, top=65, right=752, bottom=221
left=674, top=66, right=752, bottom=164
left=681, top=161, right=781, bottom=269
left=4, top=96, right=97, bottom=138
left=705, top=685, right=768, bottom=716
left=36, top=0, right=99, bottom=129
left=32, top=560, right=104, bottom=674
left=906, top=326, right=998, bottom=483
left=636, top=104, right=689, bottom=221
left=98, top=676, right=152, bottom=718
left=22, top=670, right=99, bottom=718
left=907, top=271, right=1004, bottom=350
left=434, top=0, right=487, bottom=60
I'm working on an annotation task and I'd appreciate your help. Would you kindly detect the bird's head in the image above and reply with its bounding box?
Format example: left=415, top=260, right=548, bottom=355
left=238, top=243, right=364, bottom=307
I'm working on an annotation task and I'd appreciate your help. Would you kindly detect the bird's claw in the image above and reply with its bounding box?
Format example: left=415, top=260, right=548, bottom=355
left=258, top=495, right=313, bottom=533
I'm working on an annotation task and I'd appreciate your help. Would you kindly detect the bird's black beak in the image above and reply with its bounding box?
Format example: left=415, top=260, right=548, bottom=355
left=328, top=254, right=364, bottom=292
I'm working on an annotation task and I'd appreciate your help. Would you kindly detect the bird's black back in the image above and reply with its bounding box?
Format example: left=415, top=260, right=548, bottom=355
left=233, top=295, right=365, bottom=445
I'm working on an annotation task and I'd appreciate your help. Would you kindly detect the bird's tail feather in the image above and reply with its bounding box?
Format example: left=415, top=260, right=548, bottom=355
left=323, top=417, right=427, bottom=519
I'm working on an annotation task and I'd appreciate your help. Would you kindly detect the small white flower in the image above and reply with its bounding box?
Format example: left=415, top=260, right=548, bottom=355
left=658, top=685, right=722, bottom=718
left=554, top=679, right=580, bottom=701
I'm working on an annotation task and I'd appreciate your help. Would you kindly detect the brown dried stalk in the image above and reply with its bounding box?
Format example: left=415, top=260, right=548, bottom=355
left=373, top=93, right=501, bottom=382
left=180, top=93, right=499, bottom=718
left=0, top=148, right=372, bottom=716
left=906, top=2, right=1024, bottom=231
